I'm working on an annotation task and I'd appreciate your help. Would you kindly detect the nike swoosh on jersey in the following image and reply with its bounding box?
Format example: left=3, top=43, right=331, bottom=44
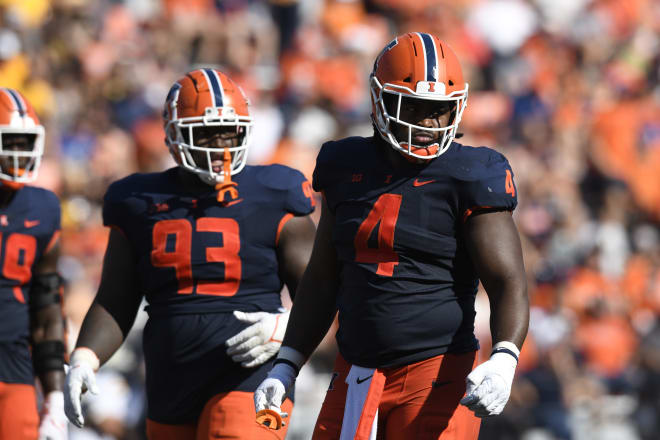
left=24, top=219, right=40, bottom=228
left=356, top=374, right=373, bottom=384
left=413, top=178, right=435, bottom=187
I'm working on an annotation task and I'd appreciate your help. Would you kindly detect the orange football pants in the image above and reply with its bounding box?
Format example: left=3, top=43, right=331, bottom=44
left=146, top=391, right=293, bottom=440
left=0, top=382, right=39, bottom=440
left=313, top=351, right=481, bottom=440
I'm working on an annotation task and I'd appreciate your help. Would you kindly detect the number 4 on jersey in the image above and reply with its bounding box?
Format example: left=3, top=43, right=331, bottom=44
left=354, top=194, right=402, bottom=276
left=505, top=169, right=515, bottom=197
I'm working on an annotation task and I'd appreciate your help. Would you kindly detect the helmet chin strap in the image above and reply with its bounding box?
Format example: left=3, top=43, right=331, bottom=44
left=214, top=148, right=238, bottom=203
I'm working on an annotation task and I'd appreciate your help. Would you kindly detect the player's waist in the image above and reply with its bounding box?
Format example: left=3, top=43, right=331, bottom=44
left=339, top=265, right=478, bottom=294
left=338, top=331, right=479, bottom=369
left=335, top=296, right=477, bottom=367
left=144, top=298, right=283, bottom=317
left=0, top=341, right=34, bottom=384
left=0, top=315, right=30, bottom=344
left=336, top=284, right=478, bottom=307
left=0, top=331, right=29, bottom=344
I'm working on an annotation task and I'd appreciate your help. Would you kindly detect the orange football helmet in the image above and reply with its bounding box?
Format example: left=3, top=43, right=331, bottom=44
left=163, top=68, right=253, bottom=197
left=0, top=88, right=45, bottom=188
left=371, top=33, right=468, bottom=160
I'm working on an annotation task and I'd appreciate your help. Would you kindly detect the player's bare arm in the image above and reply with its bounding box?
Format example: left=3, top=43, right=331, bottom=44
left=281, top=197, right=339, bottom=358
left=76, top=227, right=142, bottom=363
left=254, top=197, right=340, bottom=421
left=276, top=214, right=316, bottom=300
left=464, top=210, right=528, bottom=347
left=30, top=236, right=65, bottom=393
left=461, top=209, right=529, bottom=417
left=30, top=235, right=70, bottom=438
left=65, top=228, right=141, bottom=428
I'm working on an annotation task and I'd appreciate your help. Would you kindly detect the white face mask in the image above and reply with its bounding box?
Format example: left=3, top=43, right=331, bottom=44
left=165, top=107, right=253, bottom=185
left=0, top=126, right=45, bottom=183
left=371, top=75, right=468, bottom=160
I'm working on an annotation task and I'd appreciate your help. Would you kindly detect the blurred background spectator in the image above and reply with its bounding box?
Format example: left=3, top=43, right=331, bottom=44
left=3, top=0, right=659, bottom=438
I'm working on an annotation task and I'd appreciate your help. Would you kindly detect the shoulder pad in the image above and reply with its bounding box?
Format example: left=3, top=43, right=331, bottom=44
left=255, top=164, right=305, bottom=191
left=256, top=164, right=315, bottom=216
left=313, top=137, right=371, bottom=192
left=103, top=173, right=146, bottom=203
left=453, top=145, right=518, bottom=220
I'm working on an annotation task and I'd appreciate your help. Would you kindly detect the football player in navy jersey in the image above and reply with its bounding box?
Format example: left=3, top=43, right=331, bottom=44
left=63, top=69, right=316, bottom=440
left=0, top=88, right=68, bottom=440
left=255, top=32, right=529, bottom=440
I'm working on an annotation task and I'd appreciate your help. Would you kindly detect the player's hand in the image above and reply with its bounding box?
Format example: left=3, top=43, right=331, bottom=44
left=254, top=361, right=297, bottom=428
left=64, top=348, right=100, bottom=428
left=460, top=351, right=518, bottom=417
left=254, top=377, right=289, bottom=428
left=226, top=309, right=289, bottom=368
left=38, top=391, right=68, bottom=440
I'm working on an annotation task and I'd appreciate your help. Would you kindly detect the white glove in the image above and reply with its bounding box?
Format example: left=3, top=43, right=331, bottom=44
left=64, top=348, right=100, bottom=428
left=38, top=391, right=68, bottom=440
left=254, top=377, right=287, bottom=415
left=254, top=361, right=297, bottom=421
left=460, top=345, right=519, bottom=417
left=226, top=309, right=289, bottom=368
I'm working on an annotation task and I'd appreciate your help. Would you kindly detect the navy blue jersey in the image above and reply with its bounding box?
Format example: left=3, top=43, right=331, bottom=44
left=103, top=165, right=314, bottom=423
left=103, top=165, right=314, bottom=315
left=313, top=136, right=517, bottom=368
left=0, top=186, right=61, bottom=384
left=142, top=312, right=279, bottom=423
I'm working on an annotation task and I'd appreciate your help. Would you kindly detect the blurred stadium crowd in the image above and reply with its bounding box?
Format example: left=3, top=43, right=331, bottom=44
left=1, top=0, right=659, bottom=438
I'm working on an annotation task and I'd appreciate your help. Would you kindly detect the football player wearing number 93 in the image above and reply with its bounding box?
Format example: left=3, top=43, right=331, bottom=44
left=255, top=32, right=529, bottom=439
left=63, top=69, right=316, bottom=439
left=0, top=88, right=68, bottom=440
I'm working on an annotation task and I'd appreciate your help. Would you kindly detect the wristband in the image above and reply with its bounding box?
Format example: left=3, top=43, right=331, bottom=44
left=70, top=347, right=100, bottom=371
left=491, top=341, right=520, bottom=363
left=33, top=341, right=65, bottom=375
left=275, top=346, right=306, bottom=370
left=273, top=358, right=300, bottom=375
left=267, top=361, right=298, bottom=391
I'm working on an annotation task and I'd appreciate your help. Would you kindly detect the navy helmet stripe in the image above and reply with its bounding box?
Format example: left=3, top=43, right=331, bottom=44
left=373, top=37, right=398, bottom=72
left=165, top=83, right=182, bottom=102
left=203, top=68, right=224, bottom=107
left=4, top=88, right=25, bottom=115
left=164, top=83, right=182, bottom=120
left=419, top=33, right=437, bottom=82
left=210, top=70, right=226, bottom=106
